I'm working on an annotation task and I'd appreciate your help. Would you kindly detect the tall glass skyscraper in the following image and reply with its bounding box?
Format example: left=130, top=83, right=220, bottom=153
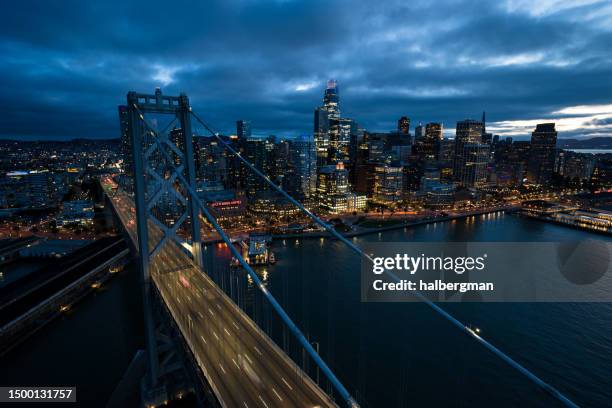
left=314, top=107, right=330, bottom=166
left=323, top=80, right=340, bottom=119
left=454, top=119, right=489, bottom=187
left=289, top=135, right=317, bottom=198
left=314, top=79, right=354, bottom=166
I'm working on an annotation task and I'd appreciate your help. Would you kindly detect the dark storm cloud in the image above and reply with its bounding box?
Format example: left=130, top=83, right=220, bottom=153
left=1, top=0, right=612, bottom=140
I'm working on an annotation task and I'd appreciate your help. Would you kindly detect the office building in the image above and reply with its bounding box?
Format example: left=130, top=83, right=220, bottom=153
left=415, top=122, right=443, bottom=161
left=526, top=123, right=558, bottom=185
left=454, top=119, right=489, bottom=187
left=236, top=120, right=252, bottom=140
left=373, top=164, right=404, bottom=203
left=288, top=135, right=317, bottom=198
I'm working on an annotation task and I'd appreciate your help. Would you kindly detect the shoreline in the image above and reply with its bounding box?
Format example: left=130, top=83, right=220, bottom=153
left=202, top=206, right=519, bottom=244
left=272, top=207, right=518, bottom=241
left=519, top=212, right=612, bottom=236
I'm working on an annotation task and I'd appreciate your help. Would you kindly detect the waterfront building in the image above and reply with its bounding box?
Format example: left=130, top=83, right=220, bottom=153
left=208, top=196, right=246, bottom=224
left=373, top=164, right=404, bottom=203
left=316, top=163, right=364, bottom=213
left=347, top=192, right=367, bottom=212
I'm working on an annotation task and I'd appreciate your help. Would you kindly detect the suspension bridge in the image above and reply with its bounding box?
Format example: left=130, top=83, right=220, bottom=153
left=106, top=89, right=579, bottom=408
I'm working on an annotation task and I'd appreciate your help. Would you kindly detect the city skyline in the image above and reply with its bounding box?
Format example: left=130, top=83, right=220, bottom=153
left=1, top=3, right=612, bottom=408
left=2, top=0, right=612, bottom=140
left=1, top=87, right=610, bottom=408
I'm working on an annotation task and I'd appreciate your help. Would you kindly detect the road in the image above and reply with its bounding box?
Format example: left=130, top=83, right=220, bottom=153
left=102, top=177, right=337, bottom=408
left=0, top=236, right=126, bottom=327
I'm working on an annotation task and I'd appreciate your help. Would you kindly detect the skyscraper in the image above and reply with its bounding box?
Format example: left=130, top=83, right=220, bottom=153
left=314, top=107, right=330, bottom=166
left=289, top=135, right=317, bottom=198
left=398, top=116, right=410, bottom=136
left=526, top=123, right=558, bottom=185
left=328, top=117, right=352, bottom=163
left=455, top=119, right=484, bottom=145
left=414, top=124, right=426, bottom=141
left=314, top=79, right=354, bottom=166
left=415, top=122, right=443, bottom=161
left=244, top=137, right=274, bottom=197
left=197, top=136, right=227, bottom=185
left=425, top=122, right=443, bottom=158
left=236, top=120, right=251, bottom=140
left=373, top=164, right=404, bottom=203
left=494, top=140, right=530, bottom=186
left=316, top=163, right=348, bottom=212
left=455, top=143, right=490, bottom=187
left=323, top=80, right=340, bottom=119
left=454, top=119, right=489, bottom=187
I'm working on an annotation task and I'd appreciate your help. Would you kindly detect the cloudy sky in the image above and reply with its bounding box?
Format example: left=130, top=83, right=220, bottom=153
left=2, top=0, right=612, bottom=140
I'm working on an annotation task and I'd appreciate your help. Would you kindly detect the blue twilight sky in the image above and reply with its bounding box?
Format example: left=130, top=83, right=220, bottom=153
left=1, top=0, right=612, bottom=141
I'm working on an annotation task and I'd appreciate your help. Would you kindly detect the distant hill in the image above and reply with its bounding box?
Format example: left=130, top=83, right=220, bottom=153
left=0, top=138, right=119, bottom=145
left=558, top=137, right=612, bottom=149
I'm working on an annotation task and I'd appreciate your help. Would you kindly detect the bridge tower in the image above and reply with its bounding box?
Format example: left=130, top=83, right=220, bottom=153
left=126, top=89, right=203, bottom=403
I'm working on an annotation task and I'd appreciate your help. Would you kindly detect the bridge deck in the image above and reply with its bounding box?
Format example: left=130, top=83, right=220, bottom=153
left=103, top=178, right=337, bottom=408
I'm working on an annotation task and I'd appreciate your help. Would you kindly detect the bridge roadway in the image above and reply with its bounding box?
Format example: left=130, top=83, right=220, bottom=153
left=103, top=178, right=337, bottom=408
left=0, top=236, right=41, bottom=260
left=0, top=237, right=126, bottom=328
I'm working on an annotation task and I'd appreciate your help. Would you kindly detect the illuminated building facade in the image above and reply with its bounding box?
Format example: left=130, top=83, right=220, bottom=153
left=373, top=164, right=404, bottom=203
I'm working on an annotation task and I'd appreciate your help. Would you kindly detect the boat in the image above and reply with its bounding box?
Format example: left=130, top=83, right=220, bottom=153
left=230, top=237, right=277, bottom=266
